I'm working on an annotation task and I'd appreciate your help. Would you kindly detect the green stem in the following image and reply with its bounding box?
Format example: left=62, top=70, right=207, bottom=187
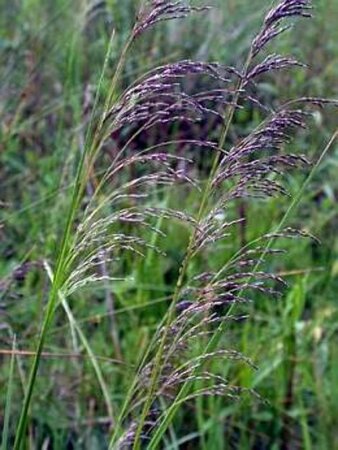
left=13, top=204, right=79, bottom=449
left=13, top=30, right=134, bottom=449
left=148, top=128, right=338, bottom=449
left=131, top=47, right=253, bottom=450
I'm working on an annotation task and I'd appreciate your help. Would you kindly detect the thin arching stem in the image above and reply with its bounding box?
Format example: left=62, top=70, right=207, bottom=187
left=13, top=29, right=135, bottom=449
left=131, top=42, right=254, bottom=450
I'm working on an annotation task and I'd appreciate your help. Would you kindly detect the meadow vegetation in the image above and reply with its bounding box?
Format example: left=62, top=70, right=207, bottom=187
left=1, top=0, right=338, bottom=449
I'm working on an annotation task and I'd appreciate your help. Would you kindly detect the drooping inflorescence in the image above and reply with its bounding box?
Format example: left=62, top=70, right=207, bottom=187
left=63, top=1, right=335, bottom=447
left=134, top=0, right=210, bottom=36
left=252, top=0, right=312, bottom=57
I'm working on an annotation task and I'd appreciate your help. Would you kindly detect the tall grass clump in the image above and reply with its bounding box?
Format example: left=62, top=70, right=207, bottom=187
left=12, top=0, right=337, bottom=448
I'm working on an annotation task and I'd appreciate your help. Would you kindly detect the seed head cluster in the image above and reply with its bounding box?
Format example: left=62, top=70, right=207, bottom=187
left=60, top=1, right=337, bottom=447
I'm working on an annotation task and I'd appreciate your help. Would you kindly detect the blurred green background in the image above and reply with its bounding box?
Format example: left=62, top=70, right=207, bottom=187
left=1, top=0, right=338, bottom=448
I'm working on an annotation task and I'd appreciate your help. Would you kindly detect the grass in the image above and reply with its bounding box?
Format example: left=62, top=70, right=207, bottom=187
left=1, top=0, right=338, bottom=449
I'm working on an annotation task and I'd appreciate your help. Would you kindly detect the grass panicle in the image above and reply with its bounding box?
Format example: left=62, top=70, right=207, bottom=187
left=8, top=0, right=337, bottom=448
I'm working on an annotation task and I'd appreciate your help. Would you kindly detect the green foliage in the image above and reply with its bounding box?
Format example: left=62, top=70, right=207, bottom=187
left=0, top=0, right=338, bottom=449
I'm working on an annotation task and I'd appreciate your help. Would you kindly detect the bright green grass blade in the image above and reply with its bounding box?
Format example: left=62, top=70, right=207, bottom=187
left=44, top=261, right=115, bottom=424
